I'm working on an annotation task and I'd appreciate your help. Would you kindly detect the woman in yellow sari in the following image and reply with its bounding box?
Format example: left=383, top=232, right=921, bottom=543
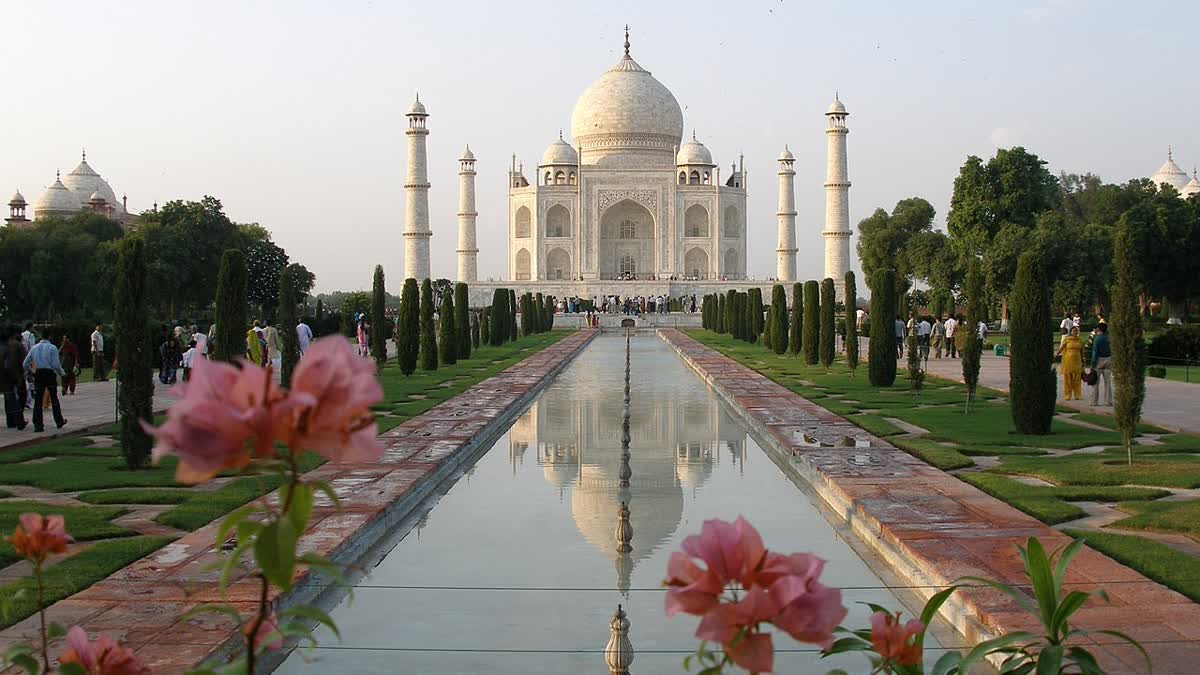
left=246, top=326, right=264, bottom=365
left=1055, top=326, right=1083, bottom=400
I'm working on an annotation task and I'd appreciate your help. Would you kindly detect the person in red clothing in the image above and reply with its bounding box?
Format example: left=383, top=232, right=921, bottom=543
left=59, top=336, right=80, bottom=395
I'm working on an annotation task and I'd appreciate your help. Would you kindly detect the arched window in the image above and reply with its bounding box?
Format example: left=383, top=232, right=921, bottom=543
left=515, top=206, right=531, bottom=238
left=544, top=171, right=551, bottom=185
left=515, top=248, right=532, bottom=280
left=702, top=172, right=710, bottom=185
left=546, top=204, right=571, bottom=237
left=679, top=172, right=686, bottom=184
left=554, top=171, right=565, bottom=185
left=684, top=204, right=709, bottom=238
left=620, top=219, right=636, bottom=239
left=568, top=172, right=576, bottom=185
left=723, top=206, right=740, bottom=238
left=684, top=248, right=709, bottom=280
left=689, top=171, right=700, bottom=185
left=547, top=248, right=571, bottom=280
left=620, top=255, right=636, bottom=276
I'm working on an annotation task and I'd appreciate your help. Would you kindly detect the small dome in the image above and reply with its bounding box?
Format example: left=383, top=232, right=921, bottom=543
left=676, top=134, right=713, bottom=166
left=540, top=137, right=578, bottom=166
left=1182, top=171, right=1200, bottom=198
left=777, top=146, right=794, bottom=161
left=826, top=96, right=847, bottom=115
left=407, top=96, right=427, bottom=116
left=89, top=191, right=106, bottom=202
left=33, top=177, right=80, bottom=218
left=1151, top=153, right=1189, bottom=191
left=460, top=145, right=475, bottom=161
left=9, top=191, right=25, bottom=204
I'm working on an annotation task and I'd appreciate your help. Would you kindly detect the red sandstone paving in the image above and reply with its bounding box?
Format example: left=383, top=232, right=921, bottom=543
left=0, top=330, right=597, bottom=675
left=659, top=329, right=1200, bottom=674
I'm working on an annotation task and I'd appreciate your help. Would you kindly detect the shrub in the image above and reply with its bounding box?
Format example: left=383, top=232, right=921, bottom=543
left=717, top=293, right=727, bottom=333
left=803, top=280, right=819, bottom=365
left=397, top=278, right=419, bottom=375
left=490, top=289, right=508, bottom=346
left=438, top=288, right=457, bottom=365
left=1147, top=365, right=1167, bottom=378
left=213, top=249, right=247, bottom=363
left=508, top=289, right=519, bottom=342
left=747, top=289, right=762, bottom=344
left=1147, top=325, right=1200, bottom=364
left=544, top=296, right=555, bottom=331
left=907, top=334, right=924, bottom=391
left=277, top=266, right=299, bottom=387
left=844, top=271, right=859, bottom=375
left=370, top=265, right=387, bottom=368
left=114, top=238, right=153, bottom=470
left=521, top=292, right=533, bottom=337
left=770, top=285, right=788, bottom=354
left=455, top=283, right=471, bottom=359
left=725, top=290, right=738, bottom=339
left=819, top=278, right=835, bottom=368
left=480, top=306, right=491, bottom=346
left=868, top=269, right=897, bottom=386
left=419, top=279, right=437, bottom=370
left=1009, top=252, right=1055, bottom=434
left=961, top=260, right=984, bottom=409
left=789, top=283, right=802, bottom=355
left=1112, top=228, right=1147, bottom=464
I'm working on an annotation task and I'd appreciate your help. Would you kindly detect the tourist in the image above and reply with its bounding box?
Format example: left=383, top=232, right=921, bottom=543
left=192, top=325, right=208, bottom=359
left=894, top=316, right=905, bottom=358
left=22, top=333, right=67, bottom=432
left=356, top=319, right=369, bottom=358
left=1, top=328, right=28, bottom=430
left=1059, top=314, right=1073, bottom=336
left=1072, top=313, right=1081, bottom=330
left=1056, top=326, right=1084, bottom=401
left=917, top=316, right=931, bottom=360
left=944, top=314, right=958, bottom=358
left=977, top=320, right=988, bottom=342
left=159, top=327, right=182, bottom=385
left=263, top=321, right=282, bottom=370
left=181, top=340, right=196, bottom=382
left=247, top=322, right=264, bottom=365
left=906, top=312, right=916, bottom=343
left=855, top=306, right=866, bottom=330
left=297, top=319, right=313, bottom=356
left=931, top=315, right=946, bottom=359
left=90, top=324, right=108, bottom=382
left=1089, top=323, right=1113, bottom=406
left=59, top=336, right=79, bottom=396
left=21, top=322, right=37, bottom=353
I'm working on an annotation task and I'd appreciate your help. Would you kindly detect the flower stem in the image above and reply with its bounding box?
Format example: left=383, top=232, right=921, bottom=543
left=245, top=573, right=269, bottom=674
left=35, top=561, right=48, bottom=674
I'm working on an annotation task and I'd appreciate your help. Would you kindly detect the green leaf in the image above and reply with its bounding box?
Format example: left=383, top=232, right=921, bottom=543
left=216, top=503, right=259, bottom=545
left=236, top=520, right=263, bottom=546
left=1049, top=590, right=1091, bottom=637
left=58, top=664, right=87, bottom=675
left=280, top=605, right=341, bottom=641
left=287, top=483, right=314, bottom=534
left=917, top=585, right=959, bottom=649
left=219, top=539, right=254, bottom=592
left=181, top=603, right=244, bottom=625
left=1021, top=538, right=1058, bottom=630
left=930, top=651, right=964, bottom=675
left=959, top=632, right=1036, bottom=667
left=254, top=519, right=298, bottom=590
left=47, top=622, right=68, bottom=639
left=1066, top=646, right=1104, bottom=675
left=9, top=653, right=40, bottom=675
left=822, top=636, right=871, bottom=655
left=825, top=670, right=851, bottom=675
left=1052, top=538, right=1085, bottom=594
left=1035, top=645, right=1063, bottom=675
left=955, top=575, right=1036, bottom=615
left=311, top=480, right=341, bottom=510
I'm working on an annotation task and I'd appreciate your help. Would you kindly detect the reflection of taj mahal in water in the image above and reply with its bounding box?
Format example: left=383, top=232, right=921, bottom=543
left=506, top=358, right=747, bottom=589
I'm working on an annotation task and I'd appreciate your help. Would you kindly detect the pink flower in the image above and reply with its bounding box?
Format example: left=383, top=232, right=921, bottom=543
left=244, top=614, right=284, bottom=652
left=724, top=630, right=774, bottom=674
left=6, top=513, right=72, bottom=563
left=144, top=357, right=298, bottom=483
left=757, top=552, right=845, bottom=649
left=869, top=611, right=924, bottom=667
left=287, top=336, right=384, bottom=462
left=58, top=626, right=149, bottom=675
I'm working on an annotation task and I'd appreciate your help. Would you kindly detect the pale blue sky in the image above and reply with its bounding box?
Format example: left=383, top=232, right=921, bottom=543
left=2, top=0, right=1194, bottom=292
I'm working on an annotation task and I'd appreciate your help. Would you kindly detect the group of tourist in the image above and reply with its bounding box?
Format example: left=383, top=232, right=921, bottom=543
left=1055, top=314, right=1112, bottom=406
left=1, top=323, right=77, bottom=432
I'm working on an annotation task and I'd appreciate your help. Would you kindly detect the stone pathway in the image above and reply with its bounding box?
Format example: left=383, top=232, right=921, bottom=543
left=923, top=352, right=1200, bottom=434
left=660, top=329, right=1200, bottom=674
left=0, top=380, right=177, bottom=451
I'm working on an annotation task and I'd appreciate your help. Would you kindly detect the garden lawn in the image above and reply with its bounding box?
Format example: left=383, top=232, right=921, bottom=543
left=1064, top=529, right=1200, bottom=603
left=961, top=474, right=1169, bottom=525
left=0, top=502, right=132, bottom=569
left=988, top=453, right=1200, bottom=489
left=1111, top=500, right=1200, bottom=540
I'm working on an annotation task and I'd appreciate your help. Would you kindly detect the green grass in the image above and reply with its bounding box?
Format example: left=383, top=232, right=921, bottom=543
left=0, top=502, right=132, bottom=568
left=76, top=488, right=194, bottom=505
left=961, top=473, right=1168, bottom=525
left=0, top=537, right=173, bottom=630
left=954, top=445, right=1048, bottom=457
left=0, top=436, right=120, bottom=464
left=889, top=437, right=973, bottom=471
left=989, top=453, right=1200, bottom=489
left=1068, top=412, right=1170, bottom=435
left=1111, top=500, right=1200, bottom=540
left=889, top=405, right=1121, bottom=449
left=1149, top=364, right=1200, bottom=384
left=1064, top=529, right=1200, bottom=603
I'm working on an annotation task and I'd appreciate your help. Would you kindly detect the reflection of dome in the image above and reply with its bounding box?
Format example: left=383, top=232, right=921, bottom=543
left=33, top=176, right=79, bottom=218
left=541, top=137, right=578, bottom=166
left=571, top=465, right=683, bottom=563
left=676, top=134, right=713, bottom=166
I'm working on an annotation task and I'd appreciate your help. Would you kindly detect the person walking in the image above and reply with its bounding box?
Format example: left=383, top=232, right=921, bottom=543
left=1059, top=314, right=1073, bottom=336
left=59, top=336, right=79, bottom=395
left=22, top=334, right=67, bottom=432
left=21, top=323, right=37, bottom=353
left=1, top=329, right=28, bottom=430
left=181, top=340, right=196, bottom=382
left=263, top=322, right=282, bottom=370
left=192, top=325, right=208, bottom=360
left=1056, top=326, right=1084, bottom=401
left=944, top=314, right=958, bottom=358
left=297, top=319, right=313, bottom=356
left=159, top=327, right=182, bottom=384
left=931, top=316, right=946, bottom=359
left=917, top=316, right=931, bottom=361
left=894, top=316, right=906, bottom=358
left=90, top=324, right=108, bottom=381
left=1089, top=322, right=1113, bottom=406
left=246, top=322, right=264, bottom=365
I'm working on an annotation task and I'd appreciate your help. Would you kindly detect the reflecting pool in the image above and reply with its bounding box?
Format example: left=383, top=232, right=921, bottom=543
left=279, top=335, right=922, bottom=673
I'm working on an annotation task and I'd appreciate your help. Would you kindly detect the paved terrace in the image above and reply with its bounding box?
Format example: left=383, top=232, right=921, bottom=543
left=658, top=329, right=1200, bottom=674
left=0, top=329, right=597, bottom=673
left=0, top=380, right=179, bottom=451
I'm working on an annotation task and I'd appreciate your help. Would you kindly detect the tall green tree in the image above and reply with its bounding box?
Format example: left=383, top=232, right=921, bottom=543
left=747, top=289, right=762, bottom=344
left=521, top=292, right=534, bottom=337
left=1008, top=252, right=1056, bottom=434
left=1111, top=228, right=1147, bottom=465
left=370, top=265, right=387, bottom=368
left=481, top=307, right=491, bottom=346
left=789, top=283, right=802, bottom=356
left=397, top=278, right=419, bottom=375
left=114, top=238, right=153, bottom=470
left=534, top=292, right=546, bottom=333
left=454, top=283, right=471, bottom=359
left=213, top=249, right=247, bottom=363
left=961, top=260, right=985, bottom=410
left=868, top=270, right=898, bottom=387
left=725, top=290, right=738, bottom=339
left=844, top=272, right=859, bottom=376
left=420, top=279, right=437, bottom=370
left=803, top=281, right=819, bottom=365
left=856, top=197, right=937, bottom=299
left=490, top=289, right=508, bottom=346
left=718, top=293, right=727, bottom=333
left=819, top=278, right=836, bottom=369
left=470, top=309, right=481, bottom=350
left=769, top=285, right=788, bottom=354
left=508, top=289, right=519, bottom=342
left=439, top=288, right=457, bottom=365
left=277, top=265, right=300, bottom=387
left=1119, top=187, right=1200, bottom=322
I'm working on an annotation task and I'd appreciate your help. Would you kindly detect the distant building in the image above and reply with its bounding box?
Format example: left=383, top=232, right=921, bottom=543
left=6, top=151, right=139, bottom=229
left=1149, top=148, right=1200, bottom=198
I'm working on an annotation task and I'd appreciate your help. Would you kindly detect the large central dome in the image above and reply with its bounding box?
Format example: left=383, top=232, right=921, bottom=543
left=569, top=45, right=684, bottom=167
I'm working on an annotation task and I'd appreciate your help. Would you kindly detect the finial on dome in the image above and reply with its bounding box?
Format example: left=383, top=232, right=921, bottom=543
left=1168, top=145, right=1173, bottom=160
left=82, top=148, right=86, bottom=162
left=559, top=129, right=563, bottom=140
left=56, top=169, right=60, bottom=180
left=691, top=129, right=696, bottom=140
left=623, top=24, right=630, bottom=57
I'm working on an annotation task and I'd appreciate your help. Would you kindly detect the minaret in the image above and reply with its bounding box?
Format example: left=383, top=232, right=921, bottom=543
left=823, top=94, right=852, bottom=298
left=775, top=146, right=797, bottom=281
left=457, top=145, right=478, bottom=282
left=403, top=94, right=432, bottom=280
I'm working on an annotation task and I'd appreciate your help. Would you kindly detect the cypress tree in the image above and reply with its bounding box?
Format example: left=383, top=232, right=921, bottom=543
left=114, top=238, right=153, bottom=470
left=907, top=334, right=924, bottom=391
left=789, top=283, right=802, bottom=355
left=1009, top=252, right=1055, bottom=434
left=481, top=307, right=491, bottom=346
left=520, top=292, right=533, bottom=337
left=844, top=271, right=859, bottom=376
left=471, top=309, right=481, bottom=349
left=747, top=290, right=762, bottom=344
left=490, top=289, right=507, bottom=346
left=737, top=292, right=748, bottom=340
left=718, top=293, right=727, bottom=333
left=420, top=278, right=438, bottom=370
left=455, top=282, right=471, bottom=359
left=1111, top=228, right=1146, bottom=465
left=397, top=279, right=419, bottom=375
left=961, top=260, right=984, bottom=410
left=439, top=288, right=457, bottom=365
left=508, top=289, right=518, bottom=342
left=819, top=278, right=836, bottom=368
left=315, top=297, right=325, bottom=322
left=534, top=293, right=545, bottom=333
left=725, top=290, right=737, bottom=338
left=278, top=266, right=299, bottom=387
left=764, top=304, right=775, bottom=349
left=370, top=265, right=387, bottom=368
left=545, top=296, right=555, bottom=330
left=803, top=280, right=820, bottom=365
left=770, top=285, right=788, bottom=354
left=213, top=249, right=247, bottom=363
left=868, top=269, right=898, bottom=386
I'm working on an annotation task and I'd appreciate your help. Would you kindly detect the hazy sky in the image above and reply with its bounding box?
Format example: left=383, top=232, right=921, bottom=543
left=2, top=1, right=1195, bottom=292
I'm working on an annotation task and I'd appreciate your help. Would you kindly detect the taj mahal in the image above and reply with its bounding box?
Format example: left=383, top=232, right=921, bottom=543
left=401, top=29, right=856, bottom=306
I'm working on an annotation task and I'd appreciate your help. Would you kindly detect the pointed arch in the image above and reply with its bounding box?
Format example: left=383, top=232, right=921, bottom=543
left=684, top=204, right=709, bottom=238
left=515, top=248, right=532, bottom=280
left=684, top=248, right=709, bottom=280
left=546, top=204, right=571, bottom=237
left=546, top=247, right=571, bottom=280
left=724, top=248, right=739, bottom=278
left=515, top=206, right=531, bottom=238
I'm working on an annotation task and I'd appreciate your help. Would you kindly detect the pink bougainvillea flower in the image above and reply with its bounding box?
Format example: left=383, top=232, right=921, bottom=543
left=6, top=513, right=72, bottom=562
left=724, top=630, right=775, bottom=674
left=870, top=611, right=924, bottom=666
left=244, top=614, right=284, bottom=651
left=144, top=357, right=298, bottom=483
left=663, top=551, right=723, bottom=617
left=286, top=336, right=385, bottom=462
left=677, top=516, right=767, bottom=588
left=757, top=552, right=846, bottom=649
left=58, top=626, right=149, bottom=675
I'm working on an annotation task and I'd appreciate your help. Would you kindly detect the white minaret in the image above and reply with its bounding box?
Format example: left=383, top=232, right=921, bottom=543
left=403, top=94, right=432, bottom=281
left=775, top=146, right=797, bottom=281
left=823, top=94, right=852, bottom=298
left=457, top=145, right=478, bottom=282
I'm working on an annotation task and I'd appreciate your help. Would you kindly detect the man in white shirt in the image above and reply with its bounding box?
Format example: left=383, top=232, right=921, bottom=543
left=192, top=326, right=208, bottom=358
left=296, top=321, right=313, bottom=356
left=944, top=315, right=958, bottom=358
left=917, top=317, right=932, bottom=360
left=90, top=324, right=108, bottom=381
left=21, top=323, right=36, bottom=353
left=1059, top=315, right=1073, bottom=336
left=855, top=307, right=866, bottom=330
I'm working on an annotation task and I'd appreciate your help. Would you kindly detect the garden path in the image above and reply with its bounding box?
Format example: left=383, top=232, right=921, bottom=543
left=0, top=380, right=178, bottom=451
